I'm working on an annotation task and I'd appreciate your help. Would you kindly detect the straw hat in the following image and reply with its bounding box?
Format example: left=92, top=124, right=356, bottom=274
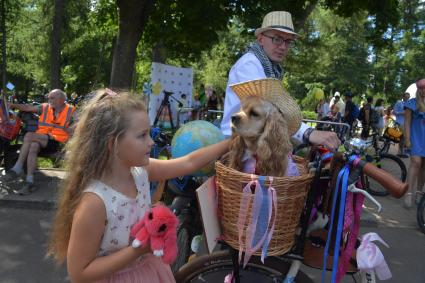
left=255, top=11, right=298, bottom=36
left=230, top=78, right=302, bottom=135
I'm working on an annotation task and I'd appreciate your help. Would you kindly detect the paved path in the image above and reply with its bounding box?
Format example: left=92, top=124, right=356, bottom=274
left=0, top=145, right=423, bottom=283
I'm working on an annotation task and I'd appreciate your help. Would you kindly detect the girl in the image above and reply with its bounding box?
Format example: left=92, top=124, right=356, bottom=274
left=404, top=79, right=425, bottom=208
left=373, top=98, right=385, bottom=134
left=48, top=89, right=229, bottom=282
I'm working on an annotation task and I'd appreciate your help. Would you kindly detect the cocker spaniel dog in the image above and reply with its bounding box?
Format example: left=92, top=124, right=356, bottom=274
left=229, top=96, right=292, bottom=177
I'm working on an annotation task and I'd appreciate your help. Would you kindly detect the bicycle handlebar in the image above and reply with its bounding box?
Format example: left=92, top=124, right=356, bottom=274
left=358, top=159, right=408, bottom=198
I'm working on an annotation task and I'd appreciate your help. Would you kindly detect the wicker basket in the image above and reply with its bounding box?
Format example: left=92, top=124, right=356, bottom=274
left=216, top=155, right=314, bottom=256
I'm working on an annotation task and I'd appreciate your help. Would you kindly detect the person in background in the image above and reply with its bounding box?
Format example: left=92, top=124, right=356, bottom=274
left=342, top=91, right=356, bottom=136
left=316, top=98, right=325, bottom=120
left=383, top=106, right=393, bottom=128
left=373, top=98, right=385, bottom=134
left=221, top=11, right=340, bottom=150
left=322, top=96, right=330, bottom=118
left=392, top=92, right=410, bottom=157
left=330, top=95, right=342, bottom=122
left=1, top=89, right=75, bottom=195
left=359, top=97, right=373, bottom=139
left=330, top=92, right=345, bottom=117
left=177, top=93, right=190, bottom=126
left=191, top=95, right=202, bottom=120
left=403, top=78, right=425, bottom=208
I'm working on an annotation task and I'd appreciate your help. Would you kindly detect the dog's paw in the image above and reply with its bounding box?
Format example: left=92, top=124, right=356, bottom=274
left=132, top=239, right=142, bottom=248
left=153, top=249, right=164, bottom=257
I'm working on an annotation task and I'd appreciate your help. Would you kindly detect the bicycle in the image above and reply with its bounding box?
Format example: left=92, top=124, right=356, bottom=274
left=150, top=127, right=206, bottom=273
left=360, top=130, right=407, bottom=197
left=174, top=128, right=408, bottom=283
left=298, top=121, right=406, bottom=198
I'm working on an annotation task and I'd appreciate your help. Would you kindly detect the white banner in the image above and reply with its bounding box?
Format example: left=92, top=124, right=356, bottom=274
left=148, top=62, right=193, bottom=128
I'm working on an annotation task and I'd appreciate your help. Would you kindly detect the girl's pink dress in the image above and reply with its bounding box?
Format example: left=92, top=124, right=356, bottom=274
left=84, top=167, right=175, bottom=283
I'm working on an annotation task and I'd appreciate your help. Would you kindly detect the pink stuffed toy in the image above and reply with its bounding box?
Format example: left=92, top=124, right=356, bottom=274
left=130, top=205, right=179, bottom=264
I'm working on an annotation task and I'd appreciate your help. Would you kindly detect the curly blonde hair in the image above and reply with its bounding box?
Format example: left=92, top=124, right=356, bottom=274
left=47, top=89, right=147, bottom=263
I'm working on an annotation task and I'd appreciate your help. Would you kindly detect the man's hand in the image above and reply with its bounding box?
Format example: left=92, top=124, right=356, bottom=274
left=308, top=130, right=341, bottom=150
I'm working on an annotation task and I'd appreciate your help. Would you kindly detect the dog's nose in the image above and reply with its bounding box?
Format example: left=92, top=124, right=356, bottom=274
left=231, top=115, right=240, bottom=124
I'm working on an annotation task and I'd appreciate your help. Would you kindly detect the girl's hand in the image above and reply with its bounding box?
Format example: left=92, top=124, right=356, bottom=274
left=135, top=243, right=152, bottom=256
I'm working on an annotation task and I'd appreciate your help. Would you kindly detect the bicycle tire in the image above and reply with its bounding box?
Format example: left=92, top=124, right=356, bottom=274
left=366, top=153, right=407, bottom=196
left=379, top=140, right=391, bottom=155
left=417, top=194, right=425, bottom=234
left=171, top=216, right=191, bottom=273
left=174, top=250, right=314, bottom=283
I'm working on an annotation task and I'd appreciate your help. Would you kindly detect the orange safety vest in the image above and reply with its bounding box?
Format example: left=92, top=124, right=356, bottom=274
left=36, top=103, right=75, bottom=143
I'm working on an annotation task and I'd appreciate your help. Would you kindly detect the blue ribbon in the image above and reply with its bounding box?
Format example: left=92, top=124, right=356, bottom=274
left=321, top=163, right=350, bottom=283
left=321, top=152, right=334, bottom=161
left=252, top=176, right=269, bottom=250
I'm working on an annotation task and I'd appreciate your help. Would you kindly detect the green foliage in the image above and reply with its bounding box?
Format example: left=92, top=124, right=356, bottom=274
left=2, top=0, right=423, bottom=103
left=302, top=110, right=317, bottom=120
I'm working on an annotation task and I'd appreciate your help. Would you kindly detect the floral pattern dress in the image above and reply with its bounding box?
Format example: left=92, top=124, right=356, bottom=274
left=84, top=167, right=175, bottom=283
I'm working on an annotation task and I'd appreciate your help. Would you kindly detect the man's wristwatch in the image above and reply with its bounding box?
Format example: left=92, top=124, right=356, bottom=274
left=302, top=127, right=315, bottom=144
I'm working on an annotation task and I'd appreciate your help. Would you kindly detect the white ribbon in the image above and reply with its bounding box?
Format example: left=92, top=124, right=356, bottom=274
left=356, top=232, right=392, bottom=280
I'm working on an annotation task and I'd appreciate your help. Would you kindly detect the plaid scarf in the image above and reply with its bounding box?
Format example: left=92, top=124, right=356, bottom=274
left=247, top=42, right=284, bottom=80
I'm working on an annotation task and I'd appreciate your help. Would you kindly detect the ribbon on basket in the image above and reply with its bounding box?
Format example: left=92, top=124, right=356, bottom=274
left=321, top=160, right=350, bottom=283
left=237, top=175, right=277, bottom=267
left=356, top=232, right=392, bottom=280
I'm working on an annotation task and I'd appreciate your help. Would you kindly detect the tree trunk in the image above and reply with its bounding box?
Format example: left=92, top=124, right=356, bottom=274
left=152, top=41, right=166, bottom=63
left=50, top=0, right=64, bottom=89
left=1, top=0, right=6, bottom=92
left=294, top=1, right=319, bottom=32
left=110, top=0, right=154, bottom=90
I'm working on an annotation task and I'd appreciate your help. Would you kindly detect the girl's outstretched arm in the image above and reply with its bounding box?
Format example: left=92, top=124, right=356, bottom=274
left=67, top=193, right=150, bottom=283
left=148, top=139, right=230, bottom=182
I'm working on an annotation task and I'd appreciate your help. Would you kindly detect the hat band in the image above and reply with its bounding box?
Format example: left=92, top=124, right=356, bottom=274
left=266, top=25, right=294, bottom=32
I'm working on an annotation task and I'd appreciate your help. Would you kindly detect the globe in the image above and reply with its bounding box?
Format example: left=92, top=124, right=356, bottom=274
left=171, top=120, right=225, bottom=176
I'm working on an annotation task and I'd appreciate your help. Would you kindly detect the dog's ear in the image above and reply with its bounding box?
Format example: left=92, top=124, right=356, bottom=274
left=256, top=111, right=292, bottom=176
left=229, top=134, right=245, bottom=172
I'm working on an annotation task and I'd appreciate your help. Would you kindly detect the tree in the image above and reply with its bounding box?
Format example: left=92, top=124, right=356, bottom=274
left=109, top=0, right=154, bottom=89
left=111, top=0, right=400, bottom=90
left=50, top=0, right=64, bottom=89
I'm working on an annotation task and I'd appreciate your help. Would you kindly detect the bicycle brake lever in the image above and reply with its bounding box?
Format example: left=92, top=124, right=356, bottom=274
left=348, top=184, right=382, bottom=212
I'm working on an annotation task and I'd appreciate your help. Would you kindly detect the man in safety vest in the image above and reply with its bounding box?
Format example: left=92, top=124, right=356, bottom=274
left=1, top=89, right=75, bottom=195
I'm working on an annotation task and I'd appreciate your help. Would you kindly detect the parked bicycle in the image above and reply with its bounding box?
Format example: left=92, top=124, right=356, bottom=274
left=174, top=122, right=408, bottom=283
left=360, top=130, right=407, bottom=197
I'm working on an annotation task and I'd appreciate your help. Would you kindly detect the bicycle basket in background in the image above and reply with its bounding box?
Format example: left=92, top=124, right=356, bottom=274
left=0, top=95, right=21, bottom=140
left=383, top=125, right=403, bottom=143
left=216, top=154, right=314, bottom=257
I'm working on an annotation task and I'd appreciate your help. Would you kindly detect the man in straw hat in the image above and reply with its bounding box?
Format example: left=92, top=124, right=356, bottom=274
left=221, top=11, right=340, bottom=149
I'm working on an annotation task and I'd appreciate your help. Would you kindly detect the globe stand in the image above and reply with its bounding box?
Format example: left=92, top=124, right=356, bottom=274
left=153, top=91, right=183, bottom=131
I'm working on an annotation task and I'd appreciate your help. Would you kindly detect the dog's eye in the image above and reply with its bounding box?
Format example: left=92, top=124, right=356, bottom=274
left=148, top=213, right=153, bottom=220
left=249, top=110, right=259, bottom=117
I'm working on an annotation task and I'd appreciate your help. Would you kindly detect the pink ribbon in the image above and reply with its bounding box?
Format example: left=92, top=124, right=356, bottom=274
left=356, top=232, right=392, bottom=280
left=237, top=175, right=277, bottom=267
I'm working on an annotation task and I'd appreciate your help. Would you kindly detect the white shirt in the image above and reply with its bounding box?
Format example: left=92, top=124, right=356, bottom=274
left=220, top=52, right=309, bottom=142
left=322, top=102, right=330, bottom=117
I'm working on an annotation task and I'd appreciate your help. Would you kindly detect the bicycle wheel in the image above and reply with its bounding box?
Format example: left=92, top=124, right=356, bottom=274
left=366, top=153, right=407, bottom=196
left=379, top=139, right=391, bottom=154
left=174, top=250, right=314, bottom=283
left=171, top=215, right=191, bottom=273
left=417, top=194, right=425, bottom=234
